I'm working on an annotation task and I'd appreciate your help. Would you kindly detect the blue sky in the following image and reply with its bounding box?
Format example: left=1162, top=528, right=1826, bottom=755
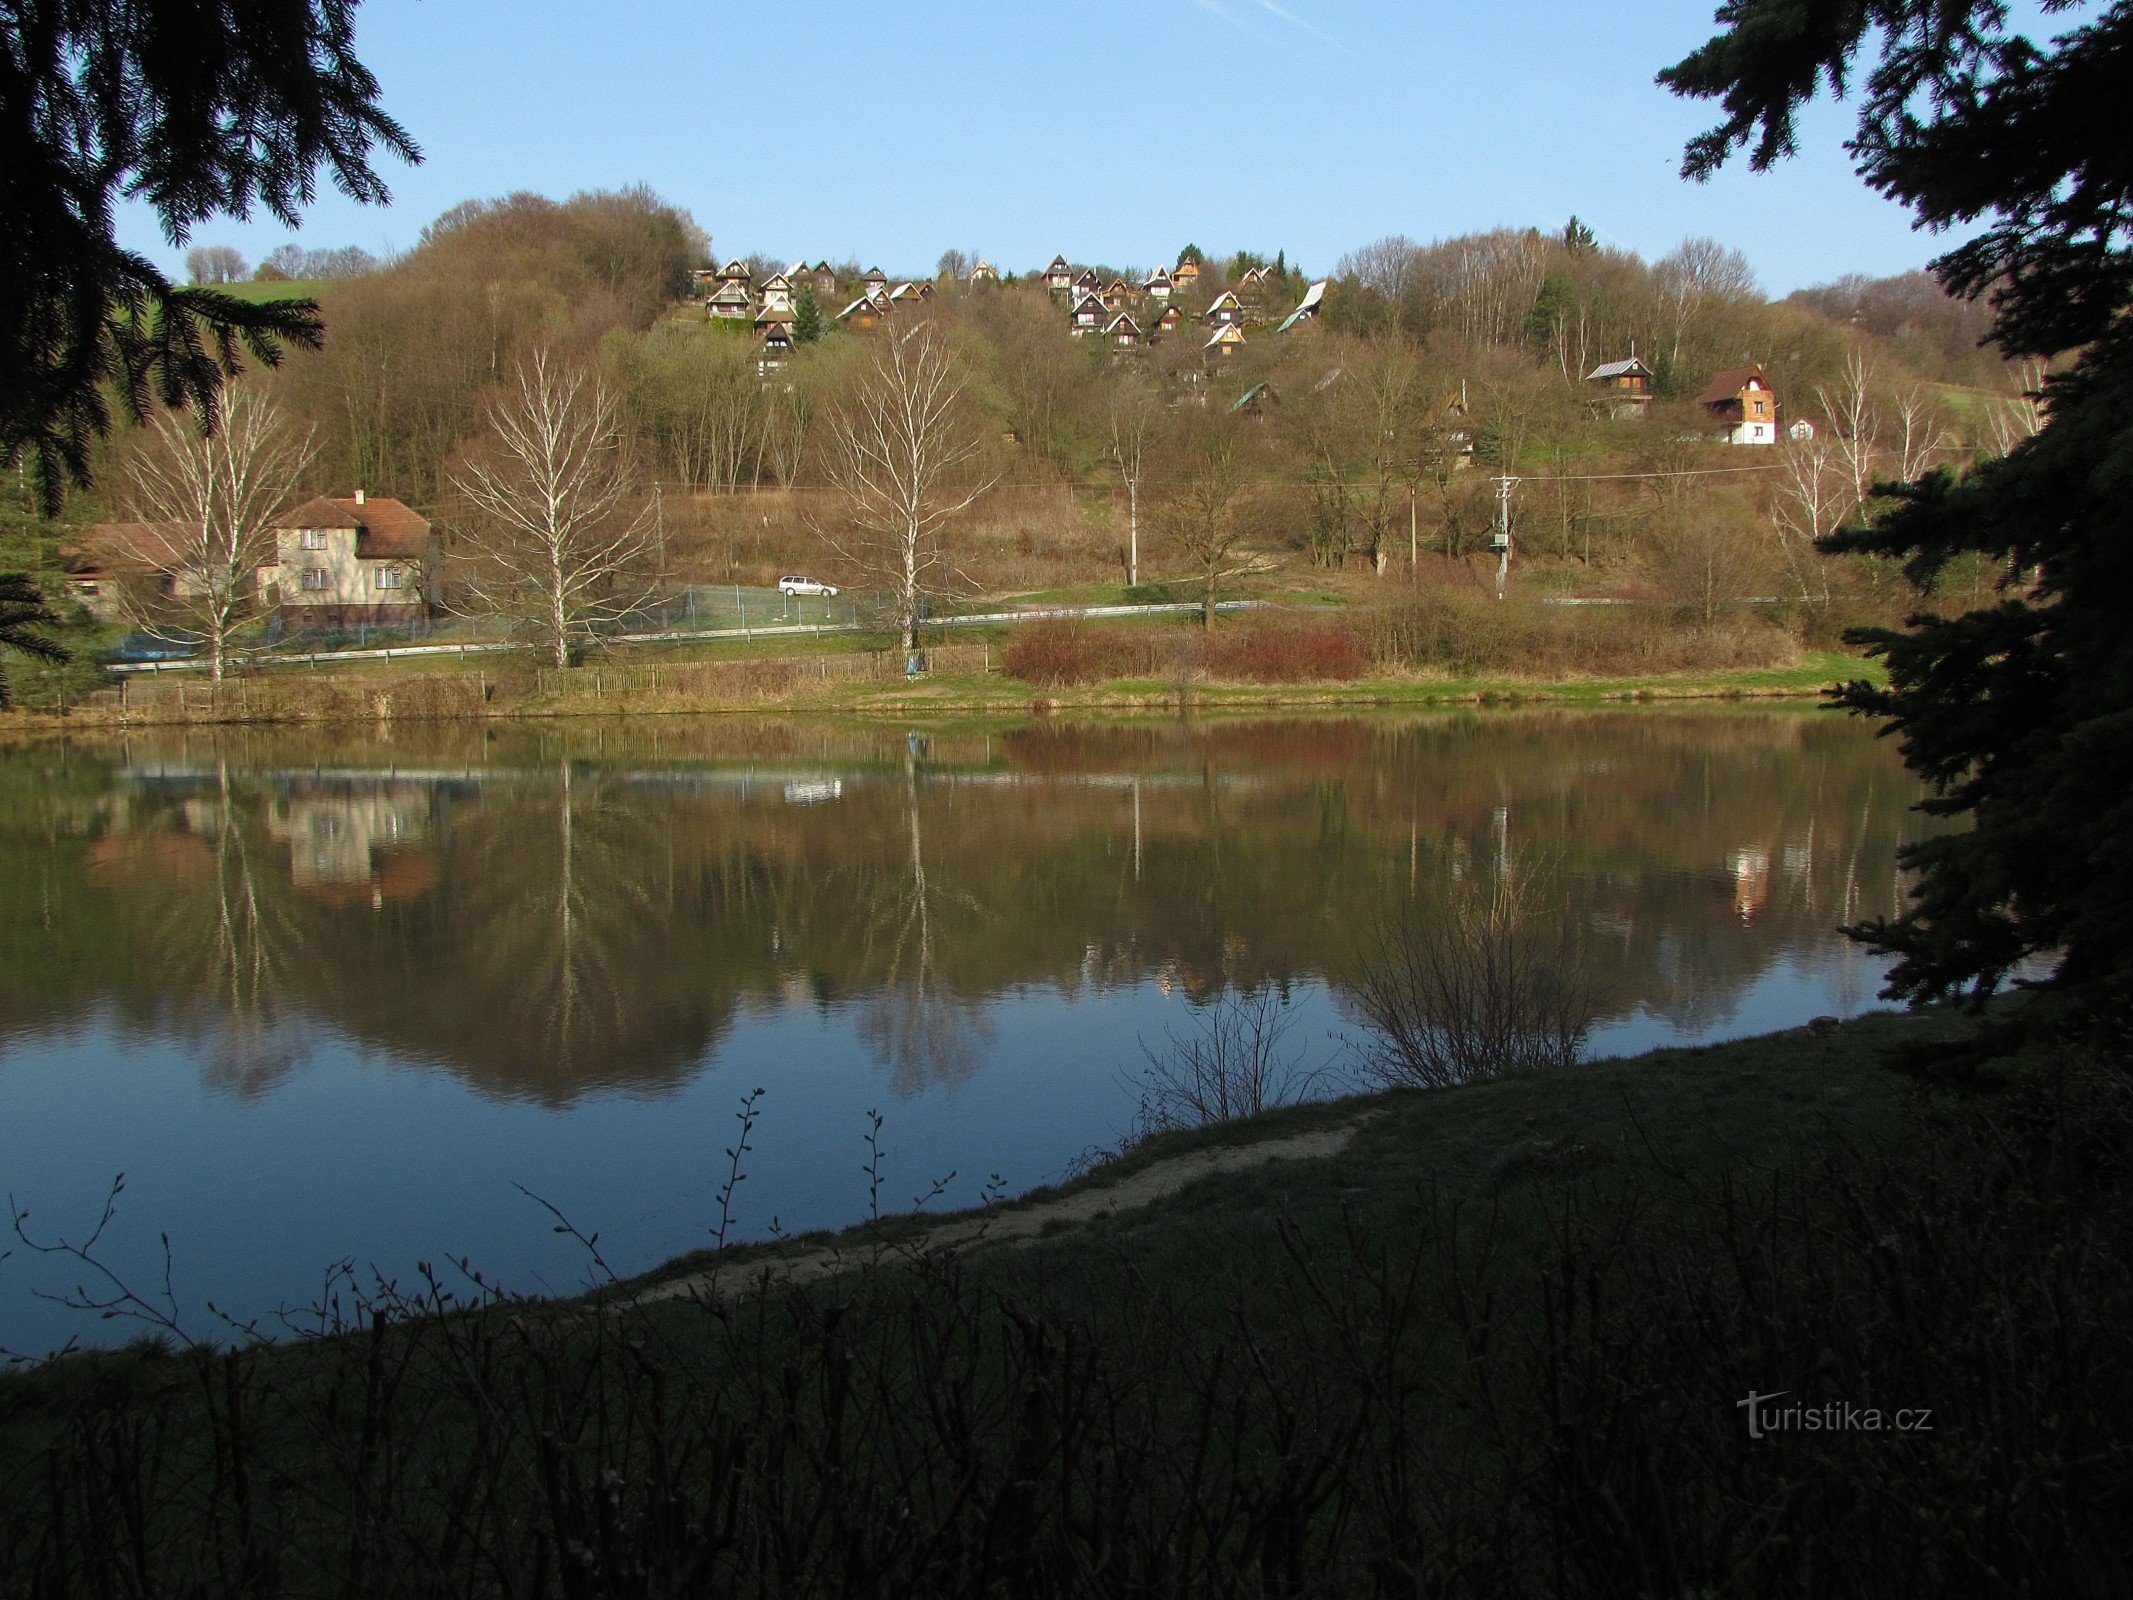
left=119, top=0, right=1955, bottom=293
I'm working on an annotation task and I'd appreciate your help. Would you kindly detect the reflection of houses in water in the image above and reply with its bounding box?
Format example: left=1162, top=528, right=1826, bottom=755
left=265, top=784, right=438, bottom=907
left=1730, top=848, right=1772, bottom=923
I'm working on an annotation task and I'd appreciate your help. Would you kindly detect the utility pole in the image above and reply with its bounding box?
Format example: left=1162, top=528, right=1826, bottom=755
left=1409, top=487, right=1418, bottom=583
left=1492, top=475, right=1516, bottom=600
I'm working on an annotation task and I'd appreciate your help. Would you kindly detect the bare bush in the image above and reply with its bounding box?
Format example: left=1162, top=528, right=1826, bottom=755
left=1350, top=863, right=1592, bottom=1088
left=1137, top=987, right=1328, bottom=1133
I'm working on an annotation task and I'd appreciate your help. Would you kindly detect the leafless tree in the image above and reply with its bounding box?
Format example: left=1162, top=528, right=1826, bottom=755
left=1654, top=237, right=1757, bottom=375
left=183, top=243, right=248, bottom=283
left=1153, top=417, right=1260, bottom=627
left=1136, top=988, right=1326, bottom=1133
left=1770, top=439, right=1846, bottom=605
left=1816, top=350, right=1882, bottom=523
left=119, top=384, right=314, bottom=681
left=821, top=324, right=993, bottom=650
left=449, top=347, right=662, bottom=667
left=1107, top=373, right=1161, bottom=587
left=1349, top=859, right=1592, bottom=1090
left=1894, top=384, right=1952, bottom=483
left=935, top=248, right=970, bottom=283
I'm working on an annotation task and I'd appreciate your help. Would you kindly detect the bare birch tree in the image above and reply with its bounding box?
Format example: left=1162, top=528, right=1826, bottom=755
left=1894, top=384, right=1952, bottom=482
left=822, top=324, right=992, bottom=651
left=450, top=348, right=662, bottom=667
left=1107, top=374, right=1160, bottom=587
left=1816, top=350, right=1882, bottom=523
left=1770, top=438, right=1845, bottom=605
left=120, top=384, right=314, bottom=681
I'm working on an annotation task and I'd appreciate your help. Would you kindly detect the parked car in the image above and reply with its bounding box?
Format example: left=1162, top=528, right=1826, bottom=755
left=778, top=576, right=839, bottom=598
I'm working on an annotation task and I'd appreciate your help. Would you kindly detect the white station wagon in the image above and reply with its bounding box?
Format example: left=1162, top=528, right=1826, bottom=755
left=778, top=575, right=839, bottom=598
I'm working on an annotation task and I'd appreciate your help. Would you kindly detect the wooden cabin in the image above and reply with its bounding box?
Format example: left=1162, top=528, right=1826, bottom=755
left=810, top=261, right=839, bottom=297
left=838, top=295, right=887, bottom=332
left=1172, top=257, right=1201, bottom=292
left=706, top=279, right=753, bottom=319
left=1069, top=290, right=1106, bottom=335
left=1044, top=256, right=1074, bottom=295
left=862, top=266, right=889, bottom=299
left=1104, top=312, right=1142, bottom=350
left=1102, top=277, right=1133, bottom=313
left=1204, top=323, right=1245, bottom=361
left=758, top=322, right=795, bottom=375
left=1152, top=303, right=1183, bottom=338
left=757, top=273, right=795, bottom=315
left=1698, top=364, right=1779, bottom=445
left=1204, top=290, right=1244, bottom=327
left=968, top=260, right=999, bottom=284
left=1144, top=265, right=1174, bottom=301
left=1585, top=356, right=1655, bottom=418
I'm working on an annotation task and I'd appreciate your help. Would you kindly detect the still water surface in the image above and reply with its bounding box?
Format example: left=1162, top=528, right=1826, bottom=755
left=0, top=711, right=1922, bottom=1352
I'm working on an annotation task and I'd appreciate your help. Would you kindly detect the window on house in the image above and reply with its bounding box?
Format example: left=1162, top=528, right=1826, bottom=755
left=299, top=568, right=329, bottom=591
left=374, top=565, right=403, bottom=589
left=301, top=528, right=327, bottom=551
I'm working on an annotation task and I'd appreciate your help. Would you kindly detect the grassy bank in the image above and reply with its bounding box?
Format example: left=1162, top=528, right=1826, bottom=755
left=0, top=643, right=1880, bottom=730
left=4, top=1006, right=2127, bottom=1596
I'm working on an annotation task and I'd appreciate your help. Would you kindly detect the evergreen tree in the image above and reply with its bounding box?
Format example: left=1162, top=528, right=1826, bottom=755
left=0, top=573, right=67, bottom=709
left=1, top=0, right=417, bottom=508
left=1664, top=2, right=2133, bottom=1030
left=1562, top=216, right=1596, bottom=254
left=794, top=289, right=824, bottom=344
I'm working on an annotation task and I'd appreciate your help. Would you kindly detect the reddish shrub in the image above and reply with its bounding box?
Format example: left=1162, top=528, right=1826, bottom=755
left=1002, top=620, right=1109, bottom=686
left=1200, top=622, right=1368, bottom=683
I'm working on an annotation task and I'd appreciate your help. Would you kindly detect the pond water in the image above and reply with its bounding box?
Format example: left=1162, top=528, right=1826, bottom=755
left=0, top=710, right=1925, bottom=1353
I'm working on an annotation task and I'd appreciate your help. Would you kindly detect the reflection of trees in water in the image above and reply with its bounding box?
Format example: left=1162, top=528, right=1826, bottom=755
left=0, top=712, right=1935, bottom=1100
left=850, top=754, right=993, bottom=1096
left=128, top=764, right=309, bottom=1095
left=449, top=762, right=674, bottom=1088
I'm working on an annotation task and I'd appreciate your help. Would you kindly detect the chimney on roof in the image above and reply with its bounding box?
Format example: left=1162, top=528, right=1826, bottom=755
left=354, top=488, right=366, bottom=505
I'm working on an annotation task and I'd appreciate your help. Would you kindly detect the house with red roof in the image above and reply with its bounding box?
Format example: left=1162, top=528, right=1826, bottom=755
left=1699, top=364, right=1780, bottom=445
left=265, top=491, right=437, bottom=627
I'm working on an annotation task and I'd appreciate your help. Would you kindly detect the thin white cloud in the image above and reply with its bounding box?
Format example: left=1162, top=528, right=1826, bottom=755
left=1246, top=0, right=1337, bottom=44
left=1191, top=0, right=1256, bottom=33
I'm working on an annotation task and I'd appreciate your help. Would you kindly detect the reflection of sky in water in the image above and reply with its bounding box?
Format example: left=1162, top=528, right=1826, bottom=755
left=0, top=713, right=1931, bottom=1353
left=1, top=957, right=1898, bottom=1357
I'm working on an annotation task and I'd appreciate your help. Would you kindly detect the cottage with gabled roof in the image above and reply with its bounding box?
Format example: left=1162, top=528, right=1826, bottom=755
left=1144, top=265, right=1174, bottom=301
left=1699, top=364, right=1779, bottom=445
left=706, top=277, right=753, bottom=320
left=1104, top=312, right=1142, bottom=350
left=810, top=262, right=838, bottom=297
left=1204, top=324, right=1245, bottom=361
left=1172, top=257, right=1201, bottom=292
left=1586, top=355, right=1655, bottom=418
left=862, top=266, right=889, bottom=298
left=1151, top=303, right=1184, bottom=339
left=1102, top=277, right=1134, bottom=313
left=838, top=295, right=887, bottom=332
left=1069, top=290, right=1106, bottom=335
left=1275, top=279, right=1328, bottom=334
left=1073, top=267, right=1101, bottom=296
left=758, top=322, right=794, bottom=375
left=968, top=260, right=999, bottom=284
left=1204, top=290, right=1244, bottom=327
left=758, top=272, right=795, bottom=315
left=1044, top=255, right=1074, bottom=295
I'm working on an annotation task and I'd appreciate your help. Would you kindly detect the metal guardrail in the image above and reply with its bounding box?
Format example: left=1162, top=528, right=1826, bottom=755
left=107, top=601, right=1266, bottom=675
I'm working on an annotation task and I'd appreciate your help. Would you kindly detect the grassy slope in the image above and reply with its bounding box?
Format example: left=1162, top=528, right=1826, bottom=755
left=634, top=1006, right=1952, bottom=1303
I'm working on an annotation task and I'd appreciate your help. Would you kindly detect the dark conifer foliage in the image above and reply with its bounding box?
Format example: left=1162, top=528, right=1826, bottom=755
left=0, top=572, right=66, bottom=707
left=1666, top=2, right=2133, bottom=1023
left=0, top=0, right=417, bottom=507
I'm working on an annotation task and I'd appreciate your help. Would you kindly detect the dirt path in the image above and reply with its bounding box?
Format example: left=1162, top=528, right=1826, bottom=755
left=639, top=1118, right=1370, bottom=1303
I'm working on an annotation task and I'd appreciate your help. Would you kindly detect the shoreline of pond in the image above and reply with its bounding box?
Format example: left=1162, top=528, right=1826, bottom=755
left=0, top=649, right=1877, bottom=732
